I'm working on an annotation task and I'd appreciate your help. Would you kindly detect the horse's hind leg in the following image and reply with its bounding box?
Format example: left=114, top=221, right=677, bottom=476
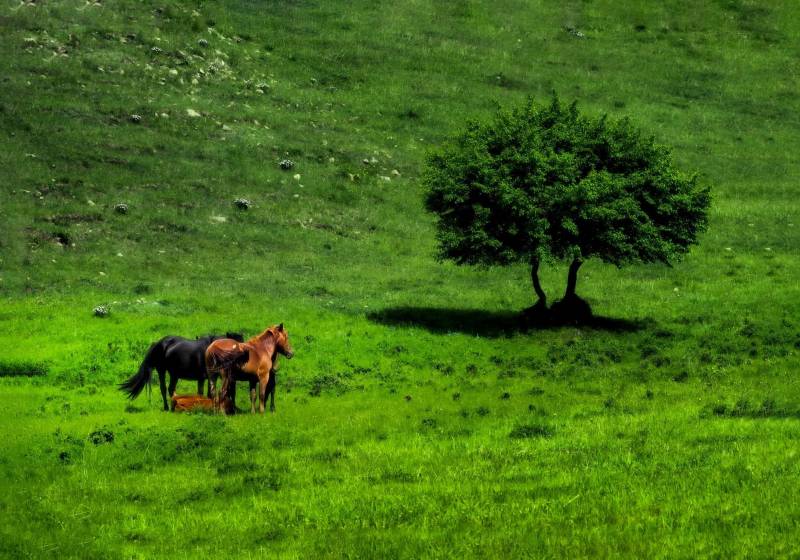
left=249, top=379, right=257, bottom=414
left=158, top=369, right=169, bottom=411
left=168, top=375, right=179, bottom=411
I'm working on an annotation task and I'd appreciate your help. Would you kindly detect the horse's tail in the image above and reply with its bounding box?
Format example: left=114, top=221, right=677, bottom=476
left=205, top=345, right=249, bottom=374
left=119, top=341, right=164, bottom=400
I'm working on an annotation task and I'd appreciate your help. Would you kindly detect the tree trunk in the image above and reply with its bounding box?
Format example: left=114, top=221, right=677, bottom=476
left=564, top=258, right=583, bottom=299
left=530, top=257, right=547, bottom=306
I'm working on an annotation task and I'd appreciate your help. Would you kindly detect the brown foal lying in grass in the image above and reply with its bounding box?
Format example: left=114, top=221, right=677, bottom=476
left=171, top=394, right=215, bottom=412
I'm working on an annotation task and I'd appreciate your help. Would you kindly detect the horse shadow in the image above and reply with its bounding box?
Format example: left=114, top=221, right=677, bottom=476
left=366, top=306, right=646, bottom=337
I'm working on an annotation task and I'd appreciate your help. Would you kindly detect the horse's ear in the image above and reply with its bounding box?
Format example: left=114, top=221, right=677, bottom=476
left=278, top=323, right=284, bottom=332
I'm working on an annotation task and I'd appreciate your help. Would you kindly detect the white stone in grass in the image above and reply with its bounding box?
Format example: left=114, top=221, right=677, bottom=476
left=169, top=69, right=178, bottom=76
left=391, top=169, right=401, bottom=177
left=765, top=247, right=772, bottom=251
left=186, top=108, right=202, bottom=117
left=293, top=173, right=301, bottom=181
left=725, top=247, right=732, bottom=251
left=210, top=215, right=227, bottom=223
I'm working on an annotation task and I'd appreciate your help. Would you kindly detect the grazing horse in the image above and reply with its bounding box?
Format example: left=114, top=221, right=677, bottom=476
left=206, top=324, right=294, bottom=414
left=119, top=332, right=244, bottom=411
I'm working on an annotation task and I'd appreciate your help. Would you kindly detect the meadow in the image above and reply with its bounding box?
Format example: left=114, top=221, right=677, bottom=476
left=1, top=0, right=799, bottom=557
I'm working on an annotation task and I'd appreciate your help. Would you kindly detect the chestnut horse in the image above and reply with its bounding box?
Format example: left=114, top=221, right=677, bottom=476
left=205, top=324, right=294, bottom=414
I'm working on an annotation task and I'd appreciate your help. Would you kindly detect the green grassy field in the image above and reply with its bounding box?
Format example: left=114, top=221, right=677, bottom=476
left=1, top=0, right=799, bottom=557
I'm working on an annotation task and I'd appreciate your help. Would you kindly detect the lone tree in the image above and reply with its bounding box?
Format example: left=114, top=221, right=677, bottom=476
left=423, top=97, right=711, bottom=321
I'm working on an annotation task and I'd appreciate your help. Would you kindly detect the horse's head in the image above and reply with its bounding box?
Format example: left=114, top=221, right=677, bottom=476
left=226, top=332, right=245, bottom=342
left=273, top=323, right=294, bottom=359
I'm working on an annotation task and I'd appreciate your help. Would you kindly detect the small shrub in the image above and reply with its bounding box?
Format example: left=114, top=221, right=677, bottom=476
left=88, top=428, right=115, bottom=445
left=93, top=305, right=110, bottom=317
left=420, top=417, right=438, bottom=429
left=0, top=361, right=48, bottom=377
left=672, top=371, right=689, bottom=383
left=308, top=374, right=347, bottom=397
left=510, top=424, right=554, bottom=439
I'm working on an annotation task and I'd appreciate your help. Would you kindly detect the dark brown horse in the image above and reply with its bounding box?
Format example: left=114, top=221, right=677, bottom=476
left=205, top=324, right=294, bottom=414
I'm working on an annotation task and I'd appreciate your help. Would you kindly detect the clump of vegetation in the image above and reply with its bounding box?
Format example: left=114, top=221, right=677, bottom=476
left=88, top=427, right=115, bottom=445
left=0, top=361, right=48, bottom=377
left=424, top=97, right=711, bottom=322
left=509, top=423, right=554, bottom=439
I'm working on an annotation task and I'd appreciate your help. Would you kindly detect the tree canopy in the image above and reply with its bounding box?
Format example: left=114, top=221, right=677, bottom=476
left=424, top=97, right=711, bottom=271
left=423, top=97, right=711, bottom=321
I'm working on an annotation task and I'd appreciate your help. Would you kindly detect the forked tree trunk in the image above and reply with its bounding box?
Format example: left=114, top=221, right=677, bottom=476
left=564, top=258, right=583, bottom=299
left=530, top=257, right=547, bottom=306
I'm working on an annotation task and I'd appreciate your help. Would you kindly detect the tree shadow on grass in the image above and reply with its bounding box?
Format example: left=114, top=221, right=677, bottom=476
left=366, top=306, right=646, bottom=337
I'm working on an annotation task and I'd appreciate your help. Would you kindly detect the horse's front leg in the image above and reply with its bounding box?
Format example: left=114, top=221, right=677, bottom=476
left=197, top=377, right=204, bottom=396
left=268, top=369, right=276, bottom=413
left=258, top=368, right=271, bottom=415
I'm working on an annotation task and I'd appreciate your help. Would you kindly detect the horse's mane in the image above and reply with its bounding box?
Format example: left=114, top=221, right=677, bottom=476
left=248, top=326, right=276, bottom=345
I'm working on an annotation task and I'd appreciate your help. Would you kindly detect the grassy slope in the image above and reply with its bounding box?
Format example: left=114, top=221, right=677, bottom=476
left=1, top=0, right=799, bottom=557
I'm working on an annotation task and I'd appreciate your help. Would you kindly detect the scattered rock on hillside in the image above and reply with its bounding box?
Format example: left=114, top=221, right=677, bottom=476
left=186, top=108, right=202, bottom=117
left=210, top=215, right=227, bottom=223
left=279, top=159, right=295, bottom=170
left=93, top=305, right=109, bottom=317
left=198, top=38, right=209, bottom=48
left=114, top=203, right=128, bottom=214
left=234, top=198, right=252, bottom=210
left=129, top=114, right=142, bottom=123
left=391, top=169, right=401, bottom=177
left=564, top=26, right=586, bottom=38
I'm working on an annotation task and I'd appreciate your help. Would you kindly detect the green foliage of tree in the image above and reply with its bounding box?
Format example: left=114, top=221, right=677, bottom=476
left=423, top=97, right=711, bottom=311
